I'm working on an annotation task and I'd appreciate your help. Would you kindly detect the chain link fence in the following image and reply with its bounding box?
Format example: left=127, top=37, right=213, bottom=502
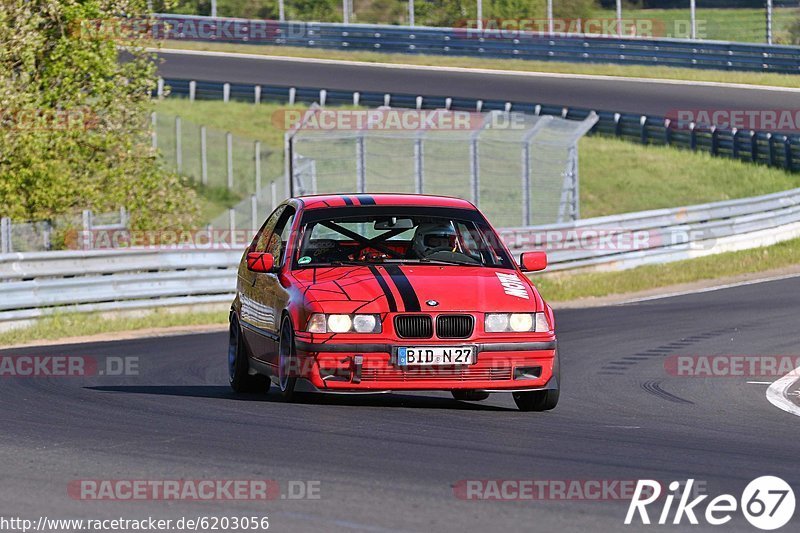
left=0, top=208, right=128, bottom=253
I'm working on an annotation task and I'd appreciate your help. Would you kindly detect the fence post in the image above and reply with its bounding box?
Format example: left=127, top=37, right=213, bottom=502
left=271, top=181, right=277, bottom=211
left=613, top=113, right=622, bottom=137
left=250, top=194, right=258, bottom=233
left=414, top=134, right=424, bottom=194
left=767, top=133, right=776, bottom=166
left=521, top=143, right=531, bottom=226
left=784, top=137, right=793, bottom=171
left=254, top=85, right=261, bottom=104
left=189, top=80, right=196, bottom=102
left=469, top=134, right=480, bottom=207
left=766, top=0, right=773, bottom=45
left=289, top=87, right=296, bottom=105
left=710, top=126, right=719, bottom=155
left=228, top=208, right=235, bottom=233
left=120, top=206, right=128, bottom=228
left=689, top=122, right=697, bottom=151
left=750, top=130, right=758, bottom=162
left=226, top=132, right=234, bottom=190
left=175, top=116, right=182, bottom=173
left=664, top=118, right=672, bottom=145
left=356, top=132, right=367, bottom=193
left=82, top=210, right=93, bottom=250
left=732, top=128, right=739, bottom=159
left=640, top=115, right=648, bottom=144
left=0, top=217, right=10, bottom=254
left=200, top=126, right=208, bottom=185
left=255, top=141, right=262, bottom=197
left=223, top=82, right=230, bottom=103
left=157, top=77, right=164, bottom=99
left=151, top=111, right=157, bottom=150
left=43, top=220, right=51, bottom=251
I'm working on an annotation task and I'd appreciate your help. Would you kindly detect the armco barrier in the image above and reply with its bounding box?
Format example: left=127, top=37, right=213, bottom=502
left=160, top=78, right=800, bottom=173
left=152, top=15, right=800, bottom=74
left=2, top=187, right=800, bottom=325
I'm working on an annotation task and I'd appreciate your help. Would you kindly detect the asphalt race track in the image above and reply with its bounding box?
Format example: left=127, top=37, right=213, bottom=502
left=156, top=50, right=800, bottom=117
left=2, top=276, right=799, bottom=532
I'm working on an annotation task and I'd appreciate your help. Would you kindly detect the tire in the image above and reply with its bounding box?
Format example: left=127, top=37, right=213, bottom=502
left=278, top=316, right=299, bottom=401
left=451, top=390, right=490, bottom=402
left=228, top=314, right=270, bottom=393
left=512, top=349, right=560, bottom=412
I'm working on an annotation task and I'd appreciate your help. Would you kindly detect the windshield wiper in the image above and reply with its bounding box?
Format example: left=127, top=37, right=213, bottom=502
left=413, top=258, right=481, bottom=266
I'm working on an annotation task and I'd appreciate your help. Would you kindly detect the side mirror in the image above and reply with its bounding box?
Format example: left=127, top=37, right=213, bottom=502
left=246, top=252, right=275, bottom=273
left=520, top=251, right=547, bottom=272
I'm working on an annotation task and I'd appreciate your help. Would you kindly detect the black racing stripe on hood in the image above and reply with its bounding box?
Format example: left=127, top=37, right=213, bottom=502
left=384, top=265, right=420, bottom=312
left=368, top=266, right=398, bottom=312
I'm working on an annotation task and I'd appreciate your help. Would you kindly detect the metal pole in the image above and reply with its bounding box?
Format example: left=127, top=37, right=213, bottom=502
left=356, top=133, right=366, bottom=193
left=226, top=132, right=233, bottom=190
left=690, top=0, right=697, bottom=40
left=211, top=0, right=217, bottom=18
left=271, top=181, right=277, bottom=211
left=228, top=208, right=235, bottom=233
left=0, top=217, right=10, bottom=254
left=469, top=138, right=479, bottom=206
left=616, top=0, right=623, bottom=37
left=175, top=116, right=182, bottom=173
left=255, top=141, right=262, bottom=197
left=547, top=0, right=553, bottom=35
left=279, top=0, right=285, bottom=22
left=414, top=135, right=424, bottom=194
left=477, top=0, right=483, bottom=31
left=766, top=0, right=773, bottom=45
left=343, top=0, right=350, bottom=24
left=409, top=0, right=414, bottom=26
left=200, top=126, right=208, bottom=185
left=521, top=143, right=531, bottom=226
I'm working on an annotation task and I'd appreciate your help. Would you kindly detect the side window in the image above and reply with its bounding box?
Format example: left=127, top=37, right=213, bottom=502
left=268, top=209, right=295, bottom=267
left=250, top=206, right=285, bottom=253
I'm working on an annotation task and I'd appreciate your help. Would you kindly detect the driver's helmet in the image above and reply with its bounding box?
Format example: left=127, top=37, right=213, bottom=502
left=412, top=222, right=457, bottom=258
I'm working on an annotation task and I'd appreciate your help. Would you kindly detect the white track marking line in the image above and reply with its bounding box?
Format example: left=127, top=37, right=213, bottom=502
left=153, top=47, right=800, bottom=94
left=766, top=366, right=800, bottom=417
left=747, top=381, right=772, bottom=385
left=617, top=272, right=800, bottom=305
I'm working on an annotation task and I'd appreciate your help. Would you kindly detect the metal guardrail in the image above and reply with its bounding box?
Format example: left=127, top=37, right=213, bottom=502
left=153, top=14, right=800, bottom=74
left=160, top=78, right=800, bottom=173
left=2, top=187, right=800, bottom=324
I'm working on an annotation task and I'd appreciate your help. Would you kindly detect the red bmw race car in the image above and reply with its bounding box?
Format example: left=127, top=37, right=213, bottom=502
left=228, top=194, right=559, bottom=411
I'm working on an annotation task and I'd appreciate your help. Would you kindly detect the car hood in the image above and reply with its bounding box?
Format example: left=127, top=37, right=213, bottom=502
left=290, top=265, right=543, bottom=314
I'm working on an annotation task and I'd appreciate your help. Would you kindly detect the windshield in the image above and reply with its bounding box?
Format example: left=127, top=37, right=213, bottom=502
left=293, top=206, right=513, bottom=269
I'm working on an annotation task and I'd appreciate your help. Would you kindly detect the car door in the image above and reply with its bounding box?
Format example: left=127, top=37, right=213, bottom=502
left=240, top=206, right=296, bottom=366
left=239, top=206, right=285, bottom=363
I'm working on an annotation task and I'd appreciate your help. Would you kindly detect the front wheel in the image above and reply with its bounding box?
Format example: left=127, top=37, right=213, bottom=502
left=512, top=389, right=559, bottom=411
left=278, top=317, right=300, bottom=401
left=228, top=315, right=270, bottom=393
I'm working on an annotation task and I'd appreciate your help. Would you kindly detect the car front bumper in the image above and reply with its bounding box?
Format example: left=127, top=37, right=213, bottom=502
left=291, top=338, right=558, bottom=393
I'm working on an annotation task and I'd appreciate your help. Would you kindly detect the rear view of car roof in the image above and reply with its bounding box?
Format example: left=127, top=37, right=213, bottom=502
left=299, top=193, right=476, bottom=211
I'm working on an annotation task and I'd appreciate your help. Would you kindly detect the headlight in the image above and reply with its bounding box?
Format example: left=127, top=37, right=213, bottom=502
left=485, top=313, right=549, bottom=333
left=306, top=314, right=382, bottom=334
left=327, top=315, right=353, bottom=333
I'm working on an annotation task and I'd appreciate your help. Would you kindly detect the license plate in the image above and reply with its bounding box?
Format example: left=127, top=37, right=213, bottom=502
left=396, top=346, right=476, bottom=366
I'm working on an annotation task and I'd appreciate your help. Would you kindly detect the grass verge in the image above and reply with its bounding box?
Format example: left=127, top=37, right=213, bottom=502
left=160, top=41, right=800, bottom=89
left=0, top=308, right=228, bottom=347
left=532, top=236, right=800, bottom=302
